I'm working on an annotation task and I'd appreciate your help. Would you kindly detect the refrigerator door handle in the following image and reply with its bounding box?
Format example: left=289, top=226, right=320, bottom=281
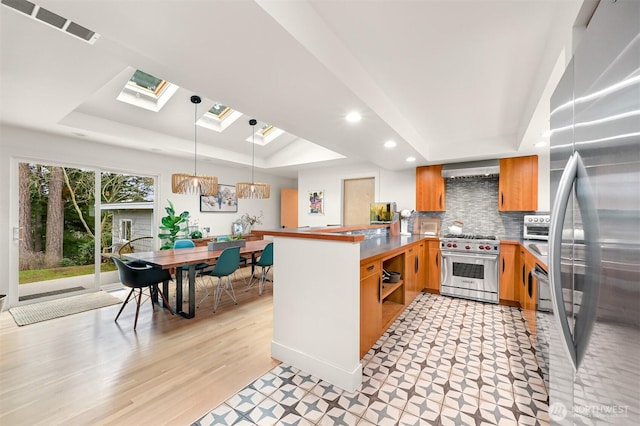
left=573, top=153, right=601, bottom=369
left=549, top=152, right=579, bottom=370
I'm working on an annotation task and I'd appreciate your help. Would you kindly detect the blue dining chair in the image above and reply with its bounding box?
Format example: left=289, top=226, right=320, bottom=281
left=112, top=257, right=174, bottom=329
left=174, top=239, right=210, bottom=294
left=247, top=242, right=273, bottom=295
left=199, top=246, right=241, bottom=312
left=174, top=239, right=210, bottom=272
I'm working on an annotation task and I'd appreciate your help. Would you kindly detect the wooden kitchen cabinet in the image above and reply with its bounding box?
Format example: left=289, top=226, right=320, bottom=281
left=521, top=250, right=538, bottom=330
left=360, top=259, right=381, bottom=358
left=499, top=243, right=517, bottom=304
left=518, top=247, right=527, bottom=308
left=416, top=165, right=445, bottom=211
left=425, top=239, right=441, bottom=292
left=498, top=155, right=538, bottom=211
left=404, top=242, right=426, bottom=300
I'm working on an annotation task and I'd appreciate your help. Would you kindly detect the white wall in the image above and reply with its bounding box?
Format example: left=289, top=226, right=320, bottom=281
left=537, top=151, right=550, bottom=212
left=297, top=163, right=416, bottom=226
left=0, top=124, right=294, bottom=308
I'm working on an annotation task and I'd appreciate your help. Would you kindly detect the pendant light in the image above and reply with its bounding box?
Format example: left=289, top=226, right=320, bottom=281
left=171, top=95, right=218, bottom=196
left=236, top=119, right=270, bottom=199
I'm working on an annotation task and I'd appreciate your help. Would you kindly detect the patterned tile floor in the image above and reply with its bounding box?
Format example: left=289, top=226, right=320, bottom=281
left=194, top=293, right=550, bottom=425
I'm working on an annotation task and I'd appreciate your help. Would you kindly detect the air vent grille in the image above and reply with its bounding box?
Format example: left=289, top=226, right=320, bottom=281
left=1, top=0, right=99, bottom=44
left=66, top=21, right=95, bottom=41
left=1, top=0, right=34, bottom=15
left=35, top=7, right=65, bottom=29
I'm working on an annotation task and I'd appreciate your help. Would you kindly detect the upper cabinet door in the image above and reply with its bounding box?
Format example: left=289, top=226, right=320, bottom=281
left=416, top=165, right=445, bottom=211
left=498, top=156, right=538, bottom=211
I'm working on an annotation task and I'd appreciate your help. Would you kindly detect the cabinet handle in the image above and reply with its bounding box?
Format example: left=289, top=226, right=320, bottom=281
left=501, top=192, right=504, bottom=207
left=415, top=256, right=419, bottom=273
left=435, top=253, right=439, bottom=268
left=367, top=265, right=375, bottom=271
left=439, top=193, right=443, bottom=209
left=378, top=276, right=381, bottom=302
left=502, top=257, right=505, bottom=273
left=522, top=265, right=525, bottom=284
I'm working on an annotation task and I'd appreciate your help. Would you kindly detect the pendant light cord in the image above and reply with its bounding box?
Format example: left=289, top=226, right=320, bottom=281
left=251, top=121, right=255, bottom=184
left=194, top=100, right=198, bottom=177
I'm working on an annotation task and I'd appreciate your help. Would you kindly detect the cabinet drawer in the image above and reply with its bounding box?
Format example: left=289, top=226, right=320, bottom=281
left=360, top=260, right=381, bottom=278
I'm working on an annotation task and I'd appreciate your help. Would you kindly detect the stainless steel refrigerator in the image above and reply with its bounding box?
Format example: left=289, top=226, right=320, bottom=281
left=547, top=0, right=640, bottom=424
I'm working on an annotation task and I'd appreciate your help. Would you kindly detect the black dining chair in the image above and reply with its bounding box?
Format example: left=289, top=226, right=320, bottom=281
left=112, top=257, right=174, bottom=329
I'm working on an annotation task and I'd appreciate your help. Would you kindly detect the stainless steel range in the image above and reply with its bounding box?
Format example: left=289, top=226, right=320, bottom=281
left=440, top=234, right=500, bottom=303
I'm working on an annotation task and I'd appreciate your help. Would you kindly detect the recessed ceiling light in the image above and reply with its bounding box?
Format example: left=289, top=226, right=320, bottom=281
left=406, top=156, right=416, bottom=162
left=535, top=141, right=547, bottom=148
left=384, top=140, right=397, bottom=148
left=345, top=112, right=362, bottom=123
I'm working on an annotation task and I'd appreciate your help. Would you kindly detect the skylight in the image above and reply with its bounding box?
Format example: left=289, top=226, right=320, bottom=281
left=116, top=69, right=178, bottom=112
left=197, top=102, right=242, bottom=132
left=208, top=104, right=232, bottom=120
left=128, top=70, right=168, bottom=96
left=247, top=123, right=285, bottom=146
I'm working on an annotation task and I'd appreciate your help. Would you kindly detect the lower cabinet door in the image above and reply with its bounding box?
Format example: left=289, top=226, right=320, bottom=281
left=360, top=273, right=381, bottom=358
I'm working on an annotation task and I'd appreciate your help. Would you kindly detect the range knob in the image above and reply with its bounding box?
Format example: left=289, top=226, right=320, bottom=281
left=465, top=245, right=471, bottom=250
left=453, top=244, right=458, bottom=248
left=447, top=243, right=452, bottom=248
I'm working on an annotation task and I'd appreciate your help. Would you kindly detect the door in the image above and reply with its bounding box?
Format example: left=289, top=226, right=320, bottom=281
left=17, top=163, right=98, bottom=302
left=280, top=188, right=298, bottom=228
left=343, top=177, right=374, bottom=226
left=549, top=1, right=640, bottom=422
left=16, top=163, right=155, bottom=303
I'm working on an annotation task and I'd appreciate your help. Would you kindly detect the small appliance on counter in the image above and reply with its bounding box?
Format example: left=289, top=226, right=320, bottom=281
left=523, top=214, right=550, bottom=240
left=370, top=202, right=396, bottom=224
left=399, top=209, right=412, bottom=235
left=412, top=216, right=440, bottom=236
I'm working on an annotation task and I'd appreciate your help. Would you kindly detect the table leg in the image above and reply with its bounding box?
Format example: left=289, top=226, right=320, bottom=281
left=176, top=269, right=184, bottom=314
left=188, top=265, right=196, bottom=318
left=177, top=265, right=196, bottom=319
left=162, top=280, right=170, bottom=309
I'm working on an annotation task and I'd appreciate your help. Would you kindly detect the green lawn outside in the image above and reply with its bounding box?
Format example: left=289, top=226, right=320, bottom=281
left=19, top=263, right=118, bottom=284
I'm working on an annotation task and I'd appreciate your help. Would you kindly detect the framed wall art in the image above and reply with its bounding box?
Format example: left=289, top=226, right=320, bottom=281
left=308, top=190, right=324, bottom=215
left=200, top=184, right=238, bottom=212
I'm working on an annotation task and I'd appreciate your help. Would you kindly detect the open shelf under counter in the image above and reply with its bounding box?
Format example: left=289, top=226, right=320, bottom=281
left=381, top=300, right=404, bottom=330
left=381, top=280, right=403, bottom=300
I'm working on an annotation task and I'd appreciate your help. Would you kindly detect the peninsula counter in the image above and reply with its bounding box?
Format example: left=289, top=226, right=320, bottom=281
left=253, top=226, right=431, bottom=392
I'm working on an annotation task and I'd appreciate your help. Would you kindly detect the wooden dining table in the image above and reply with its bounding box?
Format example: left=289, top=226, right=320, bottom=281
left=123, top=239, right=270, bottom=318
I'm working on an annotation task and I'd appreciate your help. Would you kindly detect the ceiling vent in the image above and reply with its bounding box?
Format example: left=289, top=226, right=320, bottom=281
left=1, top=0, right=100, bottom=44
left=441, top=160, right=500, bottom=179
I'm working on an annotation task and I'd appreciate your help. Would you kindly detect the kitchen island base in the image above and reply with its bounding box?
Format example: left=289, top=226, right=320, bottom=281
left=270, top=236, right=363, bottom=392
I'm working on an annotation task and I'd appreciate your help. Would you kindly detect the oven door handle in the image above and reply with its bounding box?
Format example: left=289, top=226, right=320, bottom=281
left=440, top=251, right=498, bottom=261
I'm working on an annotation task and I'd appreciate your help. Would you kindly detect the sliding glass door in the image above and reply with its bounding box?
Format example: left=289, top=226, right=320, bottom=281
left=17, top=162, right=155, bottom=303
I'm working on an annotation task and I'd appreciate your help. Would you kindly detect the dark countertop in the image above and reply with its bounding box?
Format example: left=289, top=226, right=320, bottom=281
left=360, top=235, right=436, bottom=261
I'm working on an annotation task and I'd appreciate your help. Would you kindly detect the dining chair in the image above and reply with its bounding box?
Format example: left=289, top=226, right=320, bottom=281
left=247, top=242, right=273, bottom=295
left=112, top=257, right=173, bottom=329
left=199, top=246, right=241, bottom=312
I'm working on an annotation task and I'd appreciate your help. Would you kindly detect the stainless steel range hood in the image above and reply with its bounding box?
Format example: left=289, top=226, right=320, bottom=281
left=441, top=159, right=500, bottom=178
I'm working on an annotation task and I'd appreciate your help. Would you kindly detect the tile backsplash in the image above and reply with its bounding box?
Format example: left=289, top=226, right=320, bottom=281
left=411, top=176, right=530, bottom=239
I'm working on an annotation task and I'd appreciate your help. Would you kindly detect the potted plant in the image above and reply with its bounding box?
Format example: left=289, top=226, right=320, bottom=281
left=158, top=200, right=189, bottom=250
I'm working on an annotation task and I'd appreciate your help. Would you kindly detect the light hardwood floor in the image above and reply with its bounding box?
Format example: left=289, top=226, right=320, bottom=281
left=0, top=269, right=278, bottom=425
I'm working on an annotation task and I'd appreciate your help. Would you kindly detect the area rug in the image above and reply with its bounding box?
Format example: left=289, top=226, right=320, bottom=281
left=9, top=291, right=121, bottom=326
